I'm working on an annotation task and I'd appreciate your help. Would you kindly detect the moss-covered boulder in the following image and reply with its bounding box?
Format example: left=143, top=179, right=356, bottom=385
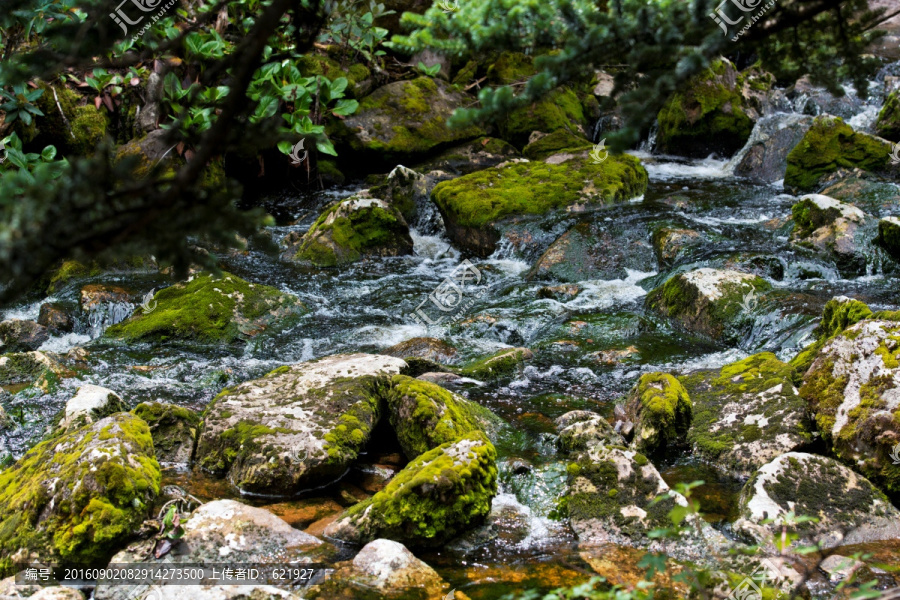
left=368, top=165, right=430, bottom=224
left=194, top=354, right=405, bottom=495
left=624, top=373, right=692, bottom=454
left=656, top=59, right=764, bottom=158
left=732, top=113, right=814, bottom=183
left=432, top=154, right=648, bottom=255
left=0, top=351, right=72, bottom=394
left=59, top=384, right=128, bottom=432
left=789, top=296, right=874, bottom=376
left=789, top=194, right=877, bottom=276
left=875, top=90, right=900, bottom=142
left=324, top=432, right=498, bottom=547
left=646, top=268, right=771, bottom=344
left=458, top=347, right=533, bottom=381
left=25, top=83, right=109, bottom=156
left=132, top=402, right=200, bottom=466
left=330, top=77, right=483, bottom=165
left=554, top=411, right=624, bottom=453
left=0, top=320, right=48, bottom=353
left=799, top=317, right=900, bottom=499
left=0, top=413, right=160, bottom=575
left=877, top=216, right=900, bottom=262
left=784, top=115, right=896, bottom=193
left=105, top=272, right=307, bottom=345
left=413, top=137, right=520, bottom=176
left=289, top=196, right=413, bottom=267
left=682, top=353, right=812, bottom=478
left=385, top=375, right=500, bottom=460
left=522, top=130, right=594, bottom=161
left=735, top=453, right=900, bottom=549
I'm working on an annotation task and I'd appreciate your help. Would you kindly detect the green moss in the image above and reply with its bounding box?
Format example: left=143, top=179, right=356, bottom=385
left=877, top=218, right=900, bottom=261
left=785, top=115, right=893, bottom=192
left=340, top=432, right=497, bottom=547
left=296, top=54, right=370, bottom=97
left=385, top=374, right=498, bottom=459
left=432, top=154, right=648, bottom=230
left=501, top=88, right=587, bottom=148
left=30, top=83, right=109, bottom=156
left=487, top=52, right=537, bottom=85
left=790, top=297, right=872, bottom=377
left=132, top=402, right=199, bottom=460
left=106, top=272, right=307, bottom=344
left=452, top=60, right=478, bottom=85
left=459, top=348, right=531, bottom=381
left=521, top=129, right=594, bottom=160
left=627, top=373, right=692, bottom=454
left=875, top=90, right=900, bottom=142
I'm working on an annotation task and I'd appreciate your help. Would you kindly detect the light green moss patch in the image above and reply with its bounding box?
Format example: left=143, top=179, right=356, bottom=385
left=626, top=372, right=691, bottom=454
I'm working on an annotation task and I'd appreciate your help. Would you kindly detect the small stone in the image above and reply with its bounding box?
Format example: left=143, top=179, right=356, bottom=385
left=61, top=384, right=128, bottom=430
left=0, top=320, right=49, bottom=352
left=38, top=303, right=74, bottom=333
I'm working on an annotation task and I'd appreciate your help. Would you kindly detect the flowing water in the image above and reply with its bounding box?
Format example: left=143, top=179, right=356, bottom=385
left=4, top=106, right=900, bottom=597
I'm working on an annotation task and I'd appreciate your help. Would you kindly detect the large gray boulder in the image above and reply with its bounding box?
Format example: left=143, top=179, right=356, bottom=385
left=730, top=113, right=813, bottom=183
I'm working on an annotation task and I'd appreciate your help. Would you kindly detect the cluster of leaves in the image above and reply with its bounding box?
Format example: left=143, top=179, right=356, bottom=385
left=319, top=0, right=394, bottom=65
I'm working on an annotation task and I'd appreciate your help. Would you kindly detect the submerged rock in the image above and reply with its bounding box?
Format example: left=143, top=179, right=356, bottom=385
left=194, top=353, right=406, bottom=495
left=385, top=374, right=499, bottom=460
left=624, top=373, right=692, bottom=455
left=651, top=227, right=703, bottom=268
left=730, top=113, right=814, bottom=183
left=289, top=195, right=414, bottom=267
left=105, top=272, right=307, bottom=345
left=0, top=413, right=160, bottom=574
left=799, top=316, right=900, bottom=498
left=682, top=353, right=813, bottom=478
left=431, top=154, right=648, bottom=256
left=735, top=453, right=900, bottom=549
left=784, top=115, right=897, bottom=193
left=646, top=268, right=770, bottom=344
left=789, top=194, right=877, bottom=276
left=325, top=432, right=498, bottom=547
left=59, top=384, right=128, bottom=431
left=132, top=402, right=200, bottom=466
left=0, top=320, right=48, bottom=353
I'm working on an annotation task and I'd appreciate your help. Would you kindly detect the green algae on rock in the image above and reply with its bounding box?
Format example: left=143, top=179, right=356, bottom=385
left=0, top=413, right=160, bottom=575
left=735, top=453, right=900, bottom=549
left=624, top=372, right=692, bottom=455
left=290, top=195, right=414, bottom=267
left=25, top=83, right=109, bottom=156
left=458, top=347, right=534, bottom=381
left=105, top=272, right=307, bottom=344
left=132, top=402, right=200, bottom=466
left=784, top=116, right=895, bottom=193
left=432, top=154, right=648, bottom=255
left=681, top=353, right=813, bottom=478
left=385, top=374, right=500, bottom=460
left=646, top=268, right=771, bottom=344
left=324, top=432, right=498, bottom=547
left=194, top=354, right=406, bottom=496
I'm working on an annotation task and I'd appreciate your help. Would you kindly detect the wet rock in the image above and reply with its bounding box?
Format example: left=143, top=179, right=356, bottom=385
left=0, top=413, right=160, bottom=570
left=37, top=303, right=73, bottom=334
left=554, top=411, right=624, bottom=453
left=656, top=59, right=772, bottom=158
left=94, top=500, right=325, bottom=600
left=529, top=221, right=655, bottom=282
left=288, top=195, right=414, bottom=267
left=651, top=227, right=703, bottom=267
left=537, top=284, right=581, bottom=302
left=325, top=432, right=498, bottom=547
left=819, top=554, right=870, bottom=583
left=0, top=351, right=71, bottom=392
left=330, top=77, right=484, bottom=164
left=105, top=272, right=307, bottom=344
left=59, top=384, right=128, bottom=431
left=368, top=165, right=432, bottom=224
left=385, top=374, right=500, bottom=460
left=416, top=371, right=467, bottom=385
left=194, top=353, right=406, bottom=495
left=591, top=346, right=640, bottom=366
left=799, top=316, right=900, bottom=498
left=414, top=137, right=520, bottom=176
left=381, top=337, right=457, bottom=363
left=646, top=268, right=771, bottom=344
left=505, top=458, right=533, bottom=475
left=132, top=402, right=200, bottom=467
left=734, top=453, right=900, bottom=549
left=432, top=154, right=648, bottom=256
left=789, top=194, right=878, bottom=276
left=784, top=115, right=897, bottom=193
left=877, top=216, right=900, bottom=262
left=79, top=283, right=135, bottom=312
left=730, top=113, right=814, bottom=183
left=624, top=373, right=692, bottom=455
left=819, top=171, right=900, bottom=217
left=459, top=347, right=533, bottom=381
left=682, top=353, right=813, bottom=478
left=306, top=539, right=448, bottom=599
left=789, top=77, right=867, bottom=120
left=0, top=320, right=49, bottom=353
left=875, top=89, right=900, bottom=142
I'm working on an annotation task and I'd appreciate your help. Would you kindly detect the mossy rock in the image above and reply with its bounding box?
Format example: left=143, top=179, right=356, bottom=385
left=194, top=354, right=406, bottom=496
left=789, top=296, right=874, bottom=377
left=784, top=115, right=895, bottom=193
left=324, top=432, right=498, bottom=548
left=57, top=384, right=128, bottom=433
left=132, top=402, right=200, bottom=466
left=522, top=130, right=593, bottom=161
left=874, top=90, right=900, bottom=142
left=105, top=272, right=307, bottom=345
left=500, top=88, right=587, bottom=149
left=368, top=165, right=428, bottom=223
left=432, top=154, right=648, bottom=255
left=651, top=227, right=703, bottom=267
left=296, top=54, right=372, bottom=98
left=624, top=373, right=691, bottom=455
left=458, top=347, right=533, bottom=381
left=554, top=410, right=624, bottom=454
left=789, top=194, right=876, bottom=276
left=329, top=77, right=484, bottom=165
left=877, top=216, right=900, bottom=263
left=385, top=374, right=501, bottom=460
left=0, top=351, right=72, bottom=394
left=381, top=337, right=457, bottom=364
left=0, top=413, right=160, bottom=575
left=645, top=268, right=771, bottom=344
left=655, top=59, right=757, bottom=158
left=0, top=320, right=48, bottom=353
left=798, top=317, right=900, bottom=499
left=26, top=83, right=109, bottom=156
left=681, top=353, right=813, bottom=478
left=413, top=137, right=520, bottom=176
left=735, top=452, right=899, bottom=548
left=291, top=196, right=414, bottom=267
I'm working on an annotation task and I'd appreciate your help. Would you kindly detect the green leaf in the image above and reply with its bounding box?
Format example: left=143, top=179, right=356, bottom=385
left=316, top=136, right=337, bottom=156
left=331, top=99, right=358, bottom=116
left=277, top=140, right=294, bottom=155
left=41, top=146, right=58, bottom=161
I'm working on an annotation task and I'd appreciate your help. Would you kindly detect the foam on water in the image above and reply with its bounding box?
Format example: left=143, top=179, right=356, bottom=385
left=558, top=269, right=656, bottom=311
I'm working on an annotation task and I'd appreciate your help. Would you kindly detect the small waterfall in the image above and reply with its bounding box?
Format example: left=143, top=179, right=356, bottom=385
left=86, top=301, right=137, bottom=337
left=638, top=122, right=658, bottom=153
